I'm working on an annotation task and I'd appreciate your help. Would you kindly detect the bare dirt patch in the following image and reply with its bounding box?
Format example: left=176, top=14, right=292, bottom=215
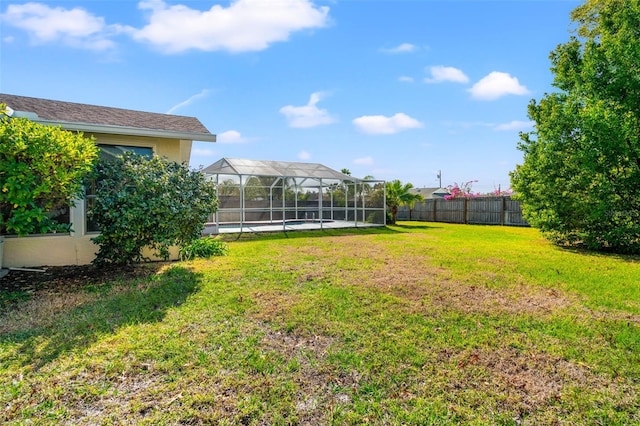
left=0, top=263, right=165, bottom=334
left=257, top=325, right=344, bottom=423
left=249, top=290, right=302, bottom=324
left=46, top=363, right=186, bottom=425
left=279, top=235, right=577, bottom=317
left=440, top=346, right=639, bottom=424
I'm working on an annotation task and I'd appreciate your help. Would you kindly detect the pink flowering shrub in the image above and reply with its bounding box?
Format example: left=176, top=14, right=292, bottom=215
left=489, top=187, right=514, bottom=197
left=444, top=181, right=513, bottom=199
left=444, top=181, right=480, bottom=200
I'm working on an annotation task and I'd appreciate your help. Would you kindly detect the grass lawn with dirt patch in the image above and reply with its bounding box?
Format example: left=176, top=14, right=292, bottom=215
left=1, top=222, right=639, bottom=424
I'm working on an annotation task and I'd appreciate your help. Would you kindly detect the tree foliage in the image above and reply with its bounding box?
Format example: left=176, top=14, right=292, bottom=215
left=90, top=153, right=218, bottom=265
left=385, top=180, right=423, bottom=224
left=510, top=0, right=640, bottom=253
left=0, top=112, right=98, bottom=236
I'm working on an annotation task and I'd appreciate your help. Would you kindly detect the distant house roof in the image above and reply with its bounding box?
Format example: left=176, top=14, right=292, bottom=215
left=411, top=187, right=450, bottom=199
left=0, top=93, right=216, bottom=142
left=203, top=158, right=362, bottom=182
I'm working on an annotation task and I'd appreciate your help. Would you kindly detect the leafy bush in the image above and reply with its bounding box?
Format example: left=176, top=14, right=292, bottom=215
left=510, top=0, right=640, bottom=254
left=90, top=153, right=218, bottom=265
left=179, top=236, right=228, bottom=260
left=0, top=113, right=98, bottom=236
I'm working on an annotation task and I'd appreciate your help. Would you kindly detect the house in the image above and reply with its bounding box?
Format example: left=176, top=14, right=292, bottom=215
left=0, top=94, right=216, bottom=268
left=410, top=187, right=450, bottom=199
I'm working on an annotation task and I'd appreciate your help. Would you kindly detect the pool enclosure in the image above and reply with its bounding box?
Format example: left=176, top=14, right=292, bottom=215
left=202, top=158, right=386, bottom=233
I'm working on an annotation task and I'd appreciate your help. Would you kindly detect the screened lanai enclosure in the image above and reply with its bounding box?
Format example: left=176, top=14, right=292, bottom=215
left=202, top=158, right=386, bottom=234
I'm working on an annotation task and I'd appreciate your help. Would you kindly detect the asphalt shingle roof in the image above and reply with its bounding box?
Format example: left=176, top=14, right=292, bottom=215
left=0, top=93, right=213, bottom=136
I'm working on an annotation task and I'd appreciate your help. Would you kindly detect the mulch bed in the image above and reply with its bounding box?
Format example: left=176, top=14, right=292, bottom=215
left=0, top=264, right=160, bottom=296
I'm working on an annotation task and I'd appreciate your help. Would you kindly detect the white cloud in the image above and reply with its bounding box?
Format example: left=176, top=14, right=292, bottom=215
left=469, top=71, right=530, bottom=100
left=217, top=130, right=246, bottom=143
left=424, top=66, right=469, bottom=84
left=398, top=76, right=414, bottom=83
left=380, top=42, right=417, bottom=54
left=0, top=3, right=129, bottom=50
left=298, top=150, right=311, bottom=160
left=494, top=120, right=534, bottom=131
left=2, top=0, right=329, bottom=53
left=353, top=113, right=423, bottom=135
left=191, top=147, right=218, bottom=157
left=354, top=156, right=374, bottom=165
left=133, top=0, right=329, bottom=53
left=190, top=143, right=219, bottom=168
left=280, top=92, right=336, bottom=128
left=166, top=89, right=210, bottom=114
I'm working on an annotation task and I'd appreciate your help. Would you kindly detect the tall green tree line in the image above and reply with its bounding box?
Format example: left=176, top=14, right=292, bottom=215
left=511, top=0, right=640, bottom=253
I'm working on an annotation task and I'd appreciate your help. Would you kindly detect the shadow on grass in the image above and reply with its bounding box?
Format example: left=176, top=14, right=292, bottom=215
left=0, top=265, right=201, bottom=370
left=552, top=243, right=640, bottom=263
left=391, top=222, right=444, bottom=230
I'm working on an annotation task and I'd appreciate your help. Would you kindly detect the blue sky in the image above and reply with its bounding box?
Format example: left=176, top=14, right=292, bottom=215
left=1, top=0, right=580, bottom=193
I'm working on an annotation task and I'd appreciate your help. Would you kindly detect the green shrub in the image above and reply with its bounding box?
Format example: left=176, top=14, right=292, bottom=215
left=0, top=113, right=98, bottom=236
left=179, top=236, right=228, bottom=260
left=90, top=153, right=218, bottom=266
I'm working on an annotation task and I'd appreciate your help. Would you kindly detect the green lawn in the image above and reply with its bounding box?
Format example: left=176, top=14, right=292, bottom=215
left=1, top=222, right=639, bottom=424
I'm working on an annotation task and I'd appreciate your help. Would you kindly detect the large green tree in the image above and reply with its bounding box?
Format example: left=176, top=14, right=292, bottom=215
left=511, top=0, right=640, bottom=253
left=0, top=112, right=98, bottom=236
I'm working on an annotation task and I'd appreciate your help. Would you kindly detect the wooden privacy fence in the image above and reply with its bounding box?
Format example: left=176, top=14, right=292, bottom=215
left=396, top=196, right=529, bottom=226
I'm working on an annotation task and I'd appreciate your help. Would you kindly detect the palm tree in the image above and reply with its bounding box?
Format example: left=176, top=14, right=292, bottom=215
left=385, top=180, right=423, bottom=224
left=405, top=191, right=424, bottom=221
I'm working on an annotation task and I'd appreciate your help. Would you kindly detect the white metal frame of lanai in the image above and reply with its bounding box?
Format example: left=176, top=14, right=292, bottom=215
left=202, top=158, right=387, bottom=233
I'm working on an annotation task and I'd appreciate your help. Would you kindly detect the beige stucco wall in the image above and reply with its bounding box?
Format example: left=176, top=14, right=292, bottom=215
left=3, top=234, right=98, bottom=267
left=2, top=234, right=180, bottom=268
left=2, top=133, right=191, bottom=268
left=90, top=134, right=192, bottom=164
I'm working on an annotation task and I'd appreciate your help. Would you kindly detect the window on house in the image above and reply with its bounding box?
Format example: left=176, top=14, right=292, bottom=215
left=85, top=144, right=154, bottom=232
left=47, top=205, right=71, bottom=230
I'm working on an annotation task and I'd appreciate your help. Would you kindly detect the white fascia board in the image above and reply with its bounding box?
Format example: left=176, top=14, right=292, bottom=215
left=36, top=120, right=217, bottom=143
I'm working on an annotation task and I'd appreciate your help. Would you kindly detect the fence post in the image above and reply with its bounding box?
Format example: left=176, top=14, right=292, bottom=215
left=501, top=196, right=506, bottom=226
left=433, top=199, right=437, bottom=222
left=464, top=198, right=468, bottom=224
